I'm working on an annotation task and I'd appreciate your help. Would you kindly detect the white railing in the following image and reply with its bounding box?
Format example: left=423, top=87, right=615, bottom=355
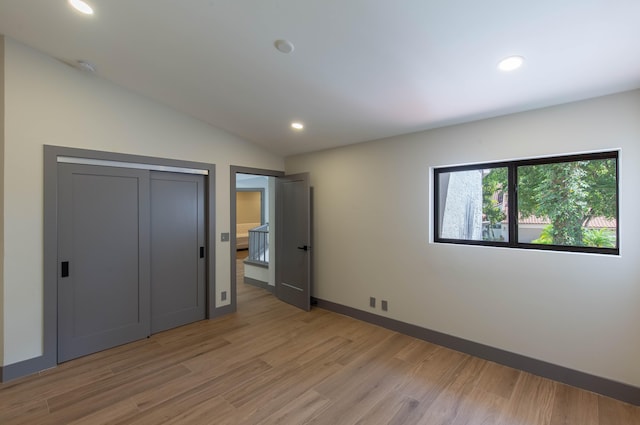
left=247, top=223, right=269, bottom=264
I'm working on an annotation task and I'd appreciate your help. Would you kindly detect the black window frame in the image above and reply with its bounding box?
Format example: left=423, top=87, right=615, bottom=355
left=433, top=151, right=619, bottom=255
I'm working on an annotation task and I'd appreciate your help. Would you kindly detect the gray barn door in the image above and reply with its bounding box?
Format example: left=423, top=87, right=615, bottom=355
left=57, top=164, right=150, bottom=362
left=150, top=172, right=206, bottom=333
left=275, top=173, right=311, bottom=311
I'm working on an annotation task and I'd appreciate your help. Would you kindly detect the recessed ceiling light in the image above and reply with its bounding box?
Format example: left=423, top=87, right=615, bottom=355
left=68, top=0, right=94, bottom=15
left=291, top=122, right=304, bottom=130
left=275, top=39, right=295, bottom=54
left=498, top=55, right=524, bottom=72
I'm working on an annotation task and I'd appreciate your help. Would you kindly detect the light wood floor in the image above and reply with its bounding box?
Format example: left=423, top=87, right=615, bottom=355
left=1, top=258, right=638, bottom=424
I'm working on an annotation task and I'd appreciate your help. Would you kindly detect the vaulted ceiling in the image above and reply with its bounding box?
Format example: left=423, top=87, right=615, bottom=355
left=1, top=1, right=639, bottom=156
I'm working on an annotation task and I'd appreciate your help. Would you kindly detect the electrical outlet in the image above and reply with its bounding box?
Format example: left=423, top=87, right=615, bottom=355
left=369, top=297, right=376, bottom=308
left=221, top=291, right=227, bottom=301
left=381, top=300, right=388, bottom=311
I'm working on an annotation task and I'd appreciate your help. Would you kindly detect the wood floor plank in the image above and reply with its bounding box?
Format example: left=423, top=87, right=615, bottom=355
left=0, top=399, right=49, bottom=425
left=352, top=391, right=416, bottom=425
left=387, top=396, right=427, bottom=425
left=252, top=389, right=331, bottom=425
left=0, top=258, right=638, bottom=424
left=393, top=339, right=441, bottom=365
left=306, top=358, right=416, bottom=425
left=159, top=396, right=237, bottom=425
left=223, top=355, right=341, bottom=411
left=395, top=346, right=469, bottom=402
left=234, top=361, right=342, bottom=424
left=497, top=372, right=556, bottom=425
left=109, top=336, right=230, bottom=375
left=449, top=386, right=507, bottom=425
left=474, top=360, right=521, bottom=400
left=598, top=395, right=640, bottom=425
left=313, top=333, right=409, bottom=397
left=416, top=356, right=486, bottom=425
left=0, top=366, right=114, bottom=411
left=44, top=365, right=190, bottom=423
left=113, top=359, right=270, bottom=424
left=549, top=383, right=599, bottom=425
left=66, top=399, right=141, bottom=425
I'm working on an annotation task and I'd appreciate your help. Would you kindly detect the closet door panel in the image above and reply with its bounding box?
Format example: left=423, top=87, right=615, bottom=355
left=150, top=172, right=206, bottom=333
left=57, top=164, right=150, bottom=362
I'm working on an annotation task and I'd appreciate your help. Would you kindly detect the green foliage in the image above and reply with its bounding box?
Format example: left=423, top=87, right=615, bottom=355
left=532, top=225, right=615, bottom=248
left=531, top=224, right=553, bottom=245
left=517, top=159, right=616, bottom=246
left=583, top=228, right=616, bottom=248
left=482, top=168, right=507, bottom=240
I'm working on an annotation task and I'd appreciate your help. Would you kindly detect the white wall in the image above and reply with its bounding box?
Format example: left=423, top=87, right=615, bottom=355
left=1, top=38, right=284, bottom=366
left=244, top=263, right=270, bottom=283
left=286, top=90, right=640, bottom=387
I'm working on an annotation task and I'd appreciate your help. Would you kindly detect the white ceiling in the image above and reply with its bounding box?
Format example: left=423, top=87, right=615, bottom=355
left=1, top=1, right=639, bottom=156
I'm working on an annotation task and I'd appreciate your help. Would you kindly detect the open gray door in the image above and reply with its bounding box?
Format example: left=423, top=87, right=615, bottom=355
left=57, top=164, right=150, bottom=362
left=275, top=173, right=311, bottom=311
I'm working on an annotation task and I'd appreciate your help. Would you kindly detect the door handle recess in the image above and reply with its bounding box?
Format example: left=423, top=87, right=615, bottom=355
left=199, top=246, right=205, bottom=258
left=297, top=245, right=309, bottom=251
left=61, top=261, right=69, bottom=278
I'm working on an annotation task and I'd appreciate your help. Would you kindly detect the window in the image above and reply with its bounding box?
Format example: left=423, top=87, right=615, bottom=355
left=434, top=151, right=619, bottom=255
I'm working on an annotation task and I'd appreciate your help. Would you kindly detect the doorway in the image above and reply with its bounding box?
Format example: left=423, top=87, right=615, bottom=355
left=229, top=166, right=284, bottom=311
left=231, top=169, right=281, bottom=310
left=230, top=166, right=312, bottom=312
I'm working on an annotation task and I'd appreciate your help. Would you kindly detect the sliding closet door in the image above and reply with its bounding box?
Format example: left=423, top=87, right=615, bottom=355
left=57, top=164, right=150, bottom=362
left=150, top=172, right=206, bottom=333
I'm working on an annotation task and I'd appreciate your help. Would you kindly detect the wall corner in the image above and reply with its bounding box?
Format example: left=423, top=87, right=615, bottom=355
left=0, top=34, right=6, bottom=366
